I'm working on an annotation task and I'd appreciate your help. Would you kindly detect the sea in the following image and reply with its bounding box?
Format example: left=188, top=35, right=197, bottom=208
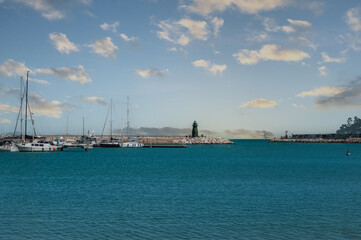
left=0, top=140, right=360, bottom=239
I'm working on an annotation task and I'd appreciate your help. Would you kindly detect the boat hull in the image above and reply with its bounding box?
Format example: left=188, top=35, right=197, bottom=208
left=99, top=142, right=120, bottom=148
left=119, top=142, right=144, bottom=148
left=17, top=143, right=58, bottom=152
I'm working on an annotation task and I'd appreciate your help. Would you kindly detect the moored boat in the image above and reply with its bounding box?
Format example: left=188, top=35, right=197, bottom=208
left=99, top=141, right=120, bottom=148
left=0, top=142, right=19, bottom=152
left=119, top=137, right=144, bottom=148
left=17, top=140, right=58, bottom=152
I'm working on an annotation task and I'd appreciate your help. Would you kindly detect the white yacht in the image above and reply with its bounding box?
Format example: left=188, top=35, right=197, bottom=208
left=17, top=140, right=58, bottom=152
left=119, top=138, right=144, bottom=148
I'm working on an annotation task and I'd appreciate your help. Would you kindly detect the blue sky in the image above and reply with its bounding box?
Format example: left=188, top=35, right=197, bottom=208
left=1, top=0, right=361, bottom=138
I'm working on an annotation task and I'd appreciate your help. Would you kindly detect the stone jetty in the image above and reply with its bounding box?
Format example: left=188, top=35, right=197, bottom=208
left=1, top=135, right=234, bottom=145
left=269, top=138, right=361, bottom=144
left=138, top=137, right=234, bottom=145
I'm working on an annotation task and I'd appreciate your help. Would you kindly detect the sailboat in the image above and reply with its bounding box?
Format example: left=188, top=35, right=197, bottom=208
left=99, top=99, right=120, bottom=148
left=346, top=148, right=350, bottom=156
left=16, top=71, right=58, bottom=152
left=119, top=96, right=144, bottom=148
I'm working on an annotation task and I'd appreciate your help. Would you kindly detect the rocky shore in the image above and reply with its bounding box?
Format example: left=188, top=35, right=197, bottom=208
left=137, top=137, right=234, bottom=145
left=269, top=138, right=361, bottom=143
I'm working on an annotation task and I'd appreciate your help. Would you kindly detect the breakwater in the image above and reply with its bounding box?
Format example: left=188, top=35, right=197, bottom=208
left=269, top=138, right=361, bottom=143
left=1, top=136, right=234, bottom=145
left=138, top=137, right=234, bottom=145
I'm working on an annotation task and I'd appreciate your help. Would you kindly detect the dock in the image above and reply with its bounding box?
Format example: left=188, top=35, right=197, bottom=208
left=143, top=144, right=187, bottom=148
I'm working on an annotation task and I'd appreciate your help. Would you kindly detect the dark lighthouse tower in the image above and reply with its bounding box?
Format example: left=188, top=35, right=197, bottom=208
left=192, top=121, right=199, bottom=138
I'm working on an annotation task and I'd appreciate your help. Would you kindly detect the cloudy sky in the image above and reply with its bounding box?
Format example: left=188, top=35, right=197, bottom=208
left=1, top=0, right=361, bottom=138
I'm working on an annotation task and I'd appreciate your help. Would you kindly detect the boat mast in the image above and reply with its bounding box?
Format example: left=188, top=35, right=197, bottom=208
left=13, top=76, right=24, bottom=138
left=24, top=71, right=29, bottom=140
left=83, top=117, right=85, bottom=137
left=126, top=96, right=130, bottom=137
left=32, top=97, right=35, bottom=141
left=66, top=111, right=69, bottom=136
left=20, top=76, right=23, bottom=140
left=110, top=99, right=113, bottom=140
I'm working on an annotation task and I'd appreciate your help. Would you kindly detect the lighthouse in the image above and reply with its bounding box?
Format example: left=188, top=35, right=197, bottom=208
left=192, top=121, right=199, bottom=138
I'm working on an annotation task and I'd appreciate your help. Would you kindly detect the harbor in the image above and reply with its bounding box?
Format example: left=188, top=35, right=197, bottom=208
left=0, top=73, right=233, bottom=152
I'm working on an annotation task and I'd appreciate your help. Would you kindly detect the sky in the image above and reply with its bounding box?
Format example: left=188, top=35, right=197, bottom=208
left=1, top=0, right=361, bottom=138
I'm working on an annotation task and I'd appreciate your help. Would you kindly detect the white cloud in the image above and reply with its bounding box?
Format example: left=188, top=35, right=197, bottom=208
left=0, top=103, right=19, bottom=114
left=10, top=0, right=91, bottom=20
left=290, top=36, right=317, bottom=50
left=240, top=99, right=277, bottom=108
left=100, top=22, right=119, bottom=33
left=157, top=20, right=190, bottom=46
left=177, top=18, right=208, bottom=40
left=82, top=96, right=107, bottom=105
left=1, top=93, right=70, bottom=118
left=88, top=37, right=118, bottom=58
left=29, top=78, right=50, bottom=85
left=29, top=93, right=70, bottom=118
left=49, top=33, right=78, bottom=54
left=192, top=59, right=227, bottom=75
left=287, top=18, right=311, bottom=28
left=321, top=52, right=346, bottom=63
left=280, top=25, right=295, bottom=33
left=296, top=87, right=344, bottom=97
left=301, top=1, right=324, bottom=15
left=157, top=18, right=208, bottom=46
left=185, top=0, right=290, bottom=16
left=120, top=33, right=139, bottom=45
left=314, top=78, right=361, bottom=109
left=167, top=47, right=188, bottom=55
left=264, top=17, right=311, bottom=33
left=233, top=44, right=310, bottom=65
left=0, top=87, right=19, bottom=97
left=0, top=59, right=30, bottom=77
left=318, top=66, right=327, bottom=76
left=135, top=68, right=168, bottom=78
left=0, top=118, right=11, bottom=124
left=338, top=34, right=361, bottom=52
left=36, top=65, right=91, bottom=84
left=263, top=17, right=279, bottom=32
left=346, top=7, right=361, bottom=32
left=247, top=32, right=269, bottom=42
left=211, top=17, right=224, bottom=37
left=193, top=59, right=209, bottom=68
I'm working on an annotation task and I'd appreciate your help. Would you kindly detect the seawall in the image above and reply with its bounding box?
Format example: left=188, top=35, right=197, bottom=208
left=269, top=138, right=361, bottom=143
left=137, top=137, right=234, bottom=145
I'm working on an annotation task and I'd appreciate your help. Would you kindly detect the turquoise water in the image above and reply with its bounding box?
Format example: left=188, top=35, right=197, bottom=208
left=1, top=140, right=360, bottom=239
